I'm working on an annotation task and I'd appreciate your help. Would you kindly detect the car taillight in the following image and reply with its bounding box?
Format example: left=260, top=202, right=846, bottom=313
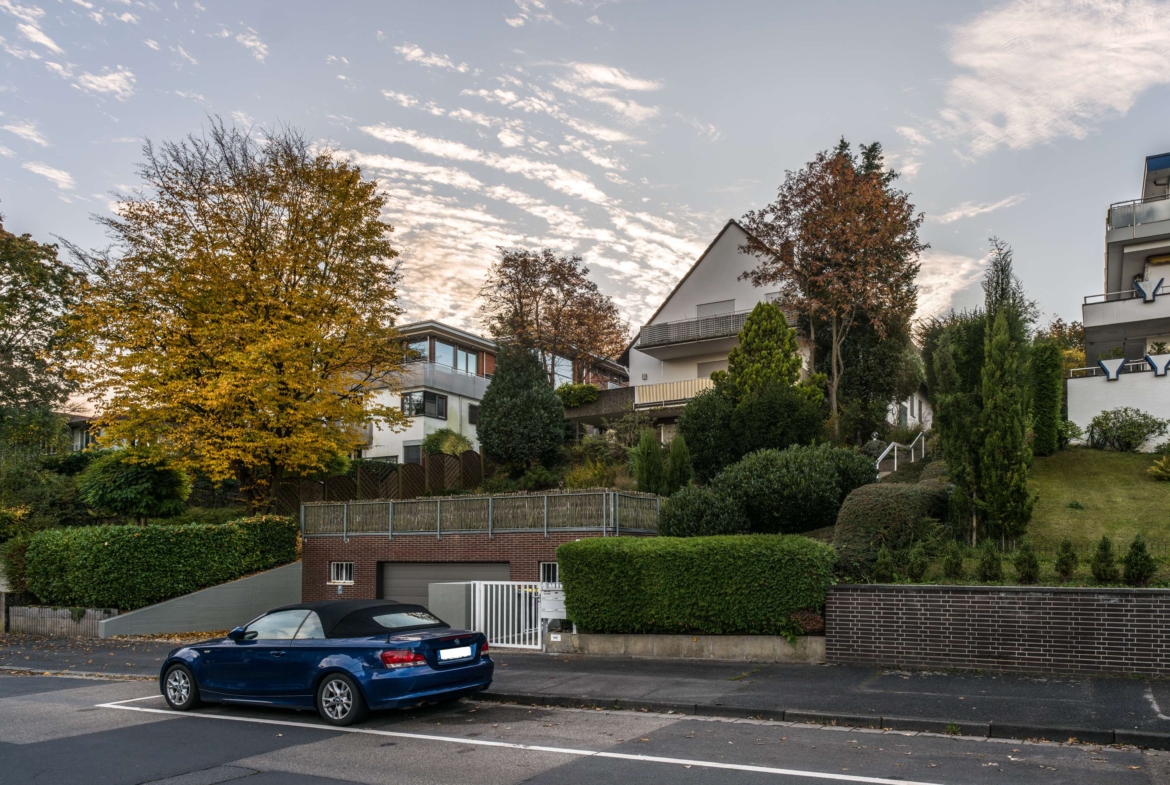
left=381, top=649, right=426, bottom=668
left=480, top=642, right=489, bottom=655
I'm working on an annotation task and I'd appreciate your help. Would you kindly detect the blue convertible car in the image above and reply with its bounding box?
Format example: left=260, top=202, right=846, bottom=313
left=159, top=600, right=493, bottom=726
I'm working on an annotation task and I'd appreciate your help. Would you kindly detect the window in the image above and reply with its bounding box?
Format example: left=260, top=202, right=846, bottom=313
left=404, top=444, right=422, bottom=465
left=552, top=355, right=573, bottom=387
left=540, top=562, right=559, bottom=584
left=468, top=404, right=480, bottom=426
left=434, top=340, right=455, bottom=368
left=330, top=561, right=355, bottom=585
left=406, top=339, right=428, bottom=363
left=697, top=299, right=735, bottom=317
left=294, top=612, right=326, bottom=639
left=457, top=347, right=477, bottom=375
left=244, top=610, right=310, bottom=640
left=401, top=391, right=448, bottom=419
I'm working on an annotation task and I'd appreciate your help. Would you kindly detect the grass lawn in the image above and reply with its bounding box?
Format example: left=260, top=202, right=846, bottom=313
left=1029, top=448, right=1170, bottom=554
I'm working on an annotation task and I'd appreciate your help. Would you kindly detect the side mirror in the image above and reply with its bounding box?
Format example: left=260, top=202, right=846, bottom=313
left=227, top=627, right=246, bottom=642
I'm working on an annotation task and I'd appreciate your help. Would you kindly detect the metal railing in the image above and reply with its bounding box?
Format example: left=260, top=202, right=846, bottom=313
left=301, top=490, right=660, bottom=538
left=1108, top=193, right=1170, bottom=236
left=470, top=581, right=542, bottom=650
left=875, top=431, right=927, bottom=473
left=1068, top=360, right=1151, bottom=379
left=634, top=378, right=714, bottom=408
left=636, top=309, right=752, bottom=349
left=1083, top=284, right=1170, bottom=305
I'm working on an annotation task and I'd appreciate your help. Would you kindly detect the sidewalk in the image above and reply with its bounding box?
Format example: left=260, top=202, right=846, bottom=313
left=4, top=634, right=1169, bottom=745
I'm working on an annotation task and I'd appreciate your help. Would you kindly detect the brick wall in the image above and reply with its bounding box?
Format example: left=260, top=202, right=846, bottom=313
left=827, top=584, right=1170, bottom=675
left=302, top=531, right=613, bottom=602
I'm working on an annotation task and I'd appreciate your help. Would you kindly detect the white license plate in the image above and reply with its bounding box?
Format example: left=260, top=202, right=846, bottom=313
left=438, top=645, right=473, bottom=661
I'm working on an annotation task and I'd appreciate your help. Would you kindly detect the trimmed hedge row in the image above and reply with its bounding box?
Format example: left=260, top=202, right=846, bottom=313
left=834, top=483, right=948, bottom=575
left=557, top=535, right=835, bottom=636
left=26, top=515, right=297, bottom=610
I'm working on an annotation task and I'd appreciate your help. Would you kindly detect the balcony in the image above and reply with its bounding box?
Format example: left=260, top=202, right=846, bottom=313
left=1107, top=194, right=1170, bottom=243
left=634, top=378, right=714, bottom=409
left=635, top=310, right=750, bottom=359
left=397, top=362, right=489, bottom=399
left=1082, top=283, right=1170, bottom=337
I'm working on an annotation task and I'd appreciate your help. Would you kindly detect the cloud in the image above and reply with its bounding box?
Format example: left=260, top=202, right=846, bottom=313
left=2, top=119, right=48, bottom=146
left=552, top=62, right=661, bottom=123
left=394, top=43, right=469, bottom=73
left=22, top=161, right=75, bottom=189
left=915, top=249, right=991, bottom=319
left=173, top=45, right=197, bottom=65
left=76, top=66, right=136, bottom=99
left=361, top=124, right=610, bottom=204
left=144, top=38, right=159, bottom=50
left=505, top=0, right=560, bottom=27
left=235, top=29, right=267, bottom=62
left=462, top=86, right=632, bottom=142
left=939, top=0, right=1170, bottom=157
left=931, top=194, right=1026, bottom=225
left=564, top=63, right=661, bottom=92
left=586, top=15, right=602, bottom=24
left=382, top=89, right=418, bottom=108
left=0, top=145, right=14, bottom=157
left=16, top=22, right=61, bottom=54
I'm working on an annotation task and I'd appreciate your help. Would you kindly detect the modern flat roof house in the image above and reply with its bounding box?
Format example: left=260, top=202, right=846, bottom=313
left=1069, top=151, right=1170, bottom=447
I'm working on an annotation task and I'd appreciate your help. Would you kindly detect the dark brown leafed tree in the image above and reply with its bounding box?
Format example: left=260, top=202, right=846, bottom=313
left=739, top=140, right=926, bottom=437
left=479, top=247, right=628, bottom=384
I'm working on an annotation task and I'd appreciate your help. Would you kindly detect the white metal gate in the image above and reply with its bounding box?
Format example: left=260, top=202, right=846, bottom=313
left=470, top=581, right=542, bottom=650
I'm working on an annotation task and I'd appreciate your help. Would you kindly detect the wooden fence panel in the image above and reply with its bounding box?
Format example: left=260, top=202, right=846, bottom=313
left=300, top=479, right=324, bottom=503
left=399, top=463, right=425, bottom=499
left=274, top=482, right=301, bottom=515
left=355, top=466, right=382, bottom=500
left=460, top=450, right=483, bottom=489
left=323, top=476, right=356, bottom=502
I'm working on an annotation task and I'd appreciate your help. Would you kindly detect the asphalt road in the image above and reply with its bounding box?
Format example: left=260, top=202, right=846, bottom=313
left=2, top=674, right=1168, bottom=785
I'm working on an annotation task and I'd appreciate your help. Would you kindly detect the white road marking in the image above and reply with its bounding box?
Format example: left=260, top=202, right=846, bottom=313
left=96, top=696, right=947, bottom=785
left=1146, top=687, right=1170, bottom=721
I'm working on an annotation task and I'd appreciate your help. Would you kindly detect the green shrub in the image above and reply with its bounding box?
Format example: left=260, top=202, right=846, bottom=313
left=558, top=535, right=835, bottom=636
left=661, top=435, right=693, bottom=497
left=478, top=344, right=564, bottom=468
left=861, top=439, right=888, bottom=460
left=1088, top=407, right=1169, bottom=452
left=25, top=516, right=297, bottom=609
left=562, top=460, right=616, bottom=490
left=1149, top=455, right=1170, bottom=481
left=1123, top=534, right=1157, bottom=587
left=2, top=534, right=31, bottom=594
left=919, top=461, right=949, bottom=482
left=826, top=447, right=878, bottom=505
left=712, top=445, right=841, bottom=535
left=658, top=485, right=748, bottom=537
left=834, top=483, right=943, bottom=574
left=942, top=541, right=965, bottom=580
left=1090, top=535, right=1120, bottom=584
left=905, top=542, right=929, bottom=581
left=630, top=430, right=665, bottom=495
left=677, top=387, right=736, bottom=482
left=421, top=427, right=473, bottom=456
left=975, top=539, right=1003, bottom=582
left=1058, top=419, right=1083, bottom=449
left=518, top=465, right=560, bottom=491
left=1013, top=540, right=1040, bottom=584
left=1054, top=538, right=1079, bottom=579
left=730, top=381, right=824, bottom=456
left=77, top=450, right=191, bottom=523
left=872, top=546, right=897, bottom=582
left=555, top=383, right=600, bottom=409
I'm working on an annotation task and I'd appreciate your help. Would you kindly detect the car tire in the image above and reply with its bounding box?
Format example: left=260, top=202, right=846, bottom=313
left=316, top=674, right=368, bottom=726
left=162, top=664, right=201, bottom=711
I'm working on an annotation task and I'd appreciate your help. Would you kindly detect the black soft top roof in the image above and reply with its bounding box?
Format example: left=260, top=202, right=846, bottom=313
left=270, top=599, right=448, bottom=638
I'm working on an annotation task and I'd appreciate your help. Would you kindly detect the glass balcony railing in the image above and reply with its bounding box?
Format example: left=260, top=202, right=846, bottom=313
left=636, top=309, right=751, bottom=349
left=1108, top=194, right=1170, bottom=233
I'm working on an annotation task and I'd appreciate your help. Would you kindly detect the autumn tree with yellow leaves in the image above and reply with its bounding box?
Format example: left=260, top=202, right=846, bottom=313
left=64, top=121, right=408, bottom=511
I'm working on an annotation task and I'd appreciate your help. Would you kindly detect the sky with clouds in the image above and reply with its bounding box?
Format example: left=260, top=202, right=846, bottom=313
left=3, top=0, right=1170, bottom=334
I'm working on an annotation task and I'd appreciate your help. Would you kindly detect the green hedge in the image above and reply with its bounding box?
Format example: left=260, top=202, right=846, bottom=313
left=26, top=515, right=297, bottom=610
left=558, top=535, right=835, bottom=636
left=834, top=484, right=943, bottom=576
left=658, top=485, right=748, bottom=537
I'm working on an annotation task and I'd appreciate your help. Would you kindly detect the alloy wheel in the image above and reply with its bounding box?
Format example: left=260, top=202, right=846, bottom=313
left=166, top=669, right=190, bottom=705
left=321, top=679, right=353, bottom=720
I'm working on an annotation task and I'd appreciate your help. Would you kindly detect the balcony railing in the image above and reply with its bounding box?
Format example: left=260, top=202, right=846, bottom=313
left=1108, top=193, right=1170, bottom=235
left=1083, top=283, right=1169, bottom=305
left=636, top=309, right=752, bottom=349
left=634, top=378, right=714, bottom=408
left=1068, top=360, right=1151, bottom=379
left=398, top=362, right=490, bottom=399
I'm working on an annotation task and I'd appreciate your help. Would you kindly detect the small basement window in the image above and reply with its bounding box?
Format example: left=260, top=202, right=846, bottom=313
left=540, top=562, right=559, bottom=584
left=329, top=562, right=354, bottom=585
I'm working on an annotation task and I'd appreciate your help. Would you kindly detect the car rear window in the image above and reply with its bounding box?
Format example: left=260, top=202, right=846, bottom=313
left=371, top=611, right=444, bottom=631
left=327, top=606, right=448, bottom=637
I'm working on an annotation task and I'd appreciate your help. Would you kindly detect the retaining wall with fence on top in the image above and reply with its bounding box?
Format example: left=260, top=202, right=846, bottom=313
left=301, top=489, right=660, bottom=539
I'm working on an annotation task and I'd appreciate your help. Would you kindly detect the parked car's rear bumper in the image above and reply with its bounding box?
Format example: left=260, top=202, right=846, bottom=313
left=360, top=656, right=494, bottom=710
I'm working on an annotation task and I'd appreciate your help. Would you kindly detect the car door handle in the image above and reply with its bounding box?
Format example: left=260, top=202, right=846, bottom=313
left=272, top=651, right=286, bottom=657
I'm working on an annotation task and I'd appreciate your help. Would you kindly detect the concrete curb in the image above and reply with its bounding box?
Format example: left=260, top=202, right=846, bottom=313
left=477, top=691, right=1170, bottom=751
left=0, top=665, right=154, bottom=681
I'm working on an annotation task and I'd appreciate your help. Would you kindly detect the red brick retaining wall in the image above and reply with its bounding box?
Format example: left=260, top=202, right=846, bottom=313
left=827, top=584, right=1170, bottom=675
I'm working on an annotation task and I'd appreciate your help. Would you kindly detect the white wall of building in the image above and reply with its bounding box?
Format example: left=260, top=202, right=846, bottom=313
left=363, top=389, right=481, bottom=462
left=1068, top=372, right=1170, bottom=449
left=887, top=389, right=933, bottom=433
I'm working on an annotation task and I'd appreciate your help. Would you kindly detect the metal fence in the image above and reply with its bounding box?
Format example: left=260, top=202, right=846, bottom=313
left=302, top=490, right=660, bottom=538
left=470, top=581, right=542, bottom=649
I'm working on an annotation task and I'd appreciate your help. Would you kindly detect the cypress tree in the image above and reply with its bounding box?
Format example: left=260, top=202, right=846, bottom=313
left=1090, top=535, right=1119, bottom=584
left=662, top=434, right=694, bottom=496
left=980, top=310, right=1034, bottom=542
left=1030, top=340, right=1064, bottom=457
left=477, top=343, right=564, bottom=470
left=631, top=429, right=665, bottom=495
left=1123, top=534, right=1157, bottom=587
left=727, top=301, right=803, bottom=396
left=1054, top=538, right=1079, bottom=580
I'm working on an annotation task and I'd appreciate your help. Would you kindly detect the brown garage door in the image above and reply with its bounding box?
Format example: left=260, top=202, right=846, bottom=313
left=380, top=562, right=510, bottom=607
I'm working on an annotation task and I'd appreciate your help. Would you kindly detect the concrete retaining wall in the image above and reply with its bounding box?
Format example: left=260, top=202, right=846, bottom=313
left=97, top=561, right=301, bottom=638
left=544, top=633, right=825, bottom=663
left=828, top=584, right=1170, bottom=675
left=9, top=606, right=118, bottom=637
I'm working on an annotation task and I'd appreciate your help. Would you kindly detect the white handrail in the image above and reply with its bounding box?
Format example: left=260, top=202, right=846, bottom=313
left=874, top=431, right=927, bottom=472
